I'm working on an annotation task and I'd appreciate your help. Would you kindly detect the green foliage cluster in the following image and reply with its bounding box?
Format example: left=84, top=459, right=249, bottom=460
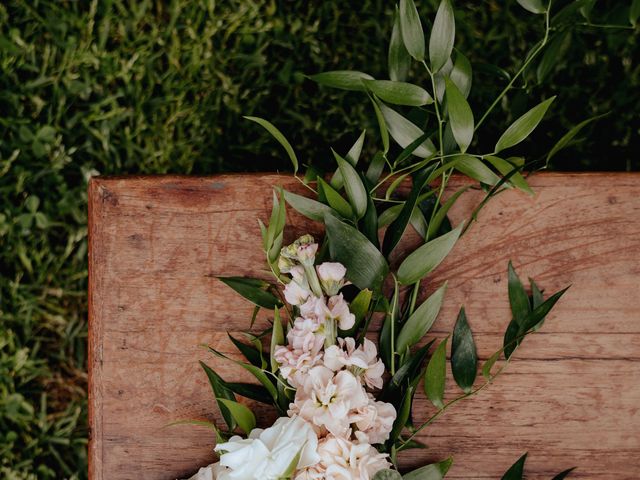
left=0, top=0, right=637, bottom=477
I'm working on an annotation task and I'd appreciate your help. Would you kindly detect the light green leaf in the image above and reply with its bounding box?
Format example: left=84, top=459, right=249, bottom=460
left=397, top=222, right=463, bottom=285
left=453, top=155, right=501, bottom=185
left=389, top=8, right=412, bottom=82
left=396, top=282, right=447, bottom=353
left=379, top=103, right=436, bottom=158
left=494, top=97, right=556, bottom=153
left=318, top=177, right=354, bottom=219
left=378, top=204, right=404, bottom=228
left=546, top=113, right=606, bottom=165
left=364, top=80, right=433, bottom=106
left=451, top=307, right=477, bottom=393
left=450, top=51, right=472, bottom=98
left=244, top=116, right=298, bottom=173
left=517, top=0, right=546, bottom=14
left=341, top=288, right=373, bottom=336
left=429, top=0, right=456, bottom=73
left=333, top=149, right=368, bottom=218
left=308, top=70, right=374, bottom=91
left=324, top=213, right=389, bottom=291
left=445, top=78, right=474, bottom=153
left=373, top=469, right=403, bottom=480
left=399, top=0, right=425, bottom=61
left=283, top=189, right=333, bottom=222
left=403, top=457, right=453, bottom=479
left=482, top=348, right=503, bottom=380
left=424, top=337, right=448, bottom=409
left=331, top=130, right=366, bottom=189
left=485, top=156, right=533, bottom=194
left=217, top=398, right=256, bottom=434
left=270, top=308, right=284, bottom=373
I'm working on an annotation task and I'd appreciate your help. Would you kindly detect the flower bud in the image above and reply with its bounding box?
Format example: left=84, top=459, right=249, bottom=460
left=316, top=262, right=347, bottom=296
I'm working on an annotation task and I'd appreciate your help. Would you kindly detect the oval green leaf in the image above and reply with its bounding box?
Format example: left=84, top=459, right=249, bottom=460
left=365, top=80, right=433, bottom=106
left=333, top=149, right=368, bottom=218
left=403, top=457, right=453, bottom=479
left=451, top=307, right=477, bottom=393
left=494, top=97, right=556, bottom=153
left=379, top=103, right=436, bottom=158
left=318, top=177, right=354, bottom=219
left=373, top=469, right=402, bottom=480
left=450, top=51, right=472, bottom=98
left=397, top=222, right=463, bottom=285
left=429, top=0, right=455, bottom=73
left=517, top=0, right=546, bottom=14
left=331, top=130, right=366, bottom=189
left=399, top=0, right=425, bottom=61
left=217, top=398, right=256, bottom=435
left=389, top=9, right=412, bottom=82
left=424, top=337, right=448, bottom=409
left=244, top=116, right=298, bottom=173
left=308, top=70, right=374, bottom=91
left=453, top=155, right=501, bottom=185
left=396, top=282, right=448, bottom=353
left=283, top=189, right=333, bottom=222
left=445, top=78, right=474, bottom=153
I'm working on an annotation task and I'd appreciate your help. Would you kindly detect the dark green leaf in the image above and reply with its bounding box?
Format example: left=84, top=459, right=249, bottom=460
left=362, top=195, right=380, bottom=248
left=552, top=467, right=576, bottom=480
left=324, top=213, right=389, bottom=291
left=283, top=189, right=333, bottom=222
left=394, top=133, right=432, bottom=167
left=450, top=51, right=472, bottom=98
left=390, top=385, right=414, bottom=442
left=217, top=398, right=256, bottom=434
left=270, top=309, right=284, bottom=373
left=244, top=116, right=298, bottom=173
left=502, top=318, right=521, bottom=360
left=508, top=261, right=531, bottom=326
left=546, top=114, right=606, bottom=165
left=516, top=0, right=546, bottom=14
left=199, top=361, right=236, bottom=430
left=218, top=277, right=281, bottom=309
left=389, top=9, right=412, bottom=82
left=501, top=453, right=527, bottom=480
left=308, top=70, right=374, bottom=91
left=494, top=97, right=556, bottom=153
left=318, top=178, right=354, bottom=219
left=445, top=78, right=474, bottom=153
left=228, top=333, right=263, bottom=368
left=397, top=222, right=463, bottom=285
left=382, top=167, right=432, bottom=256
left=429, top=0, right=455, bottom=73
left=365, top=80, right=433, bottom=106
left=371, top=95, right=391, bottom=153
left=334, top=149, right=368, bottom=218
left=521, top=286, right=570, bottom=332
left=380, top=103, right=436, bottom=158
left=396, top=282, right=447, bottom=353
left=453, top=155, right=501, bottom=185
left=451, top=307, right=477, bottom=393
left=632, top=0, right=640, bottom=25
left=399, top=0, right=425, bottom=61
left=403, top=457, right=453, bottom=479
left=381, top=341, right=433, bottom=404
left=225, top=382, right=273, bottom=405
left=537, top=31, right=572, bottom=83
left=424, top=338, right=448, bottom=409
left=331, top=130, right=366, bottom=189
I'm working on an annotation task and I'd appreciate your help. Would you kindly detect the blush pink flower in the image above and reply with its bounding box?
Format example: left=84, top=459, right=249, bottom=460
left=350, top=396, right=397, bottom=444
left=324, top=338, right=385, bottom=389
left=316, top=262, right=348, bottom=296
left=302, top=294, right=355, bottom=331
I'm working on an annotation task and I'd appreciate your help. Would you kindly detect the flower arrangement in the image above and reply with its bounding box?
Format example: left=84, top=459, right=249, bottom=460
left=177, top=0, right=588, bottom=478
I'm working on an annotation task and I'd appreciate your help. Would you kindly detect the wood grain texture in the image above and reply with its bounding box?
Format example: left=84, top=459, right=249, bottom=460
left=88, top=173, right=640, bottom=480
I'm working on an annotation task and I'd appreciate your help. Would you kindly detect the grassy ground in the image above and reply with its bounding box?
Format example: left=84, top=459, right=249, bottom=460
left=0, top=1, right=638, bottom=478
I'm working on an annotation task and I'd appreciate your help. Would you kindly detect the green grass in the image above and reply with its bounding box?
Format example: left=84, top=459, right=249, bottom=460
left=0, top=0, right=638, bottom=477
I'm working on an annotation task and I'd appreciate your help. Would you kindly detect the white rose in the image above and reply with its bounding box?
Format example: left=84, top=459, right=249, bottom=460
left=183, top=462, right=225, bottom=480
left=215, top=416, right=320, bottom=480
left=316, top=262, right=347, bottom=296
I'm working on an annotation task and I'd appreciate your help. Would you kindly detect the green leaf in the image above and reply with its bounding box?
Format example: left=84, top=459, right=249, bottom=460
left=485, top=156, right=533, bottom=195
left=429, top=0, right=456, bottom=73
left=217, top=398, right=256, bottom=435
left=494, top=97, right=556, bottom=153
left=397, top=222, right=463, bottom=285
left=382, top=341, right=433, bottom=403
left=364, top=80, right=433, bottom=106
left=270, top=309, right=284, bottom=373
left=552, top=467, right=576, bottom=480
left=379, top=103, right=436, bottom=158
left=399, top=0, right=425, bottom=61
left=371, top=96, right=391, bottom=153
left=244, top=116, right=298, bottom=173
left=225, top=382, right=273, bottom=405
left=308, top=70, right=374, bottom=91
left=362, top=195, right=380, bottom=248
left=218, top=277, right=281, bottom=309
left=389, top=9, right=412, bottom=82
left=333, top=149, right=368, bottom=218
left=482, top=348, right=503, bottom=380
left=396, top=282, right=447, bottom=353
left=283, top=189, right=333, bottom=222
left=426, top=186, right=468, bottom=240
left=341, top=289, right=372, bottom=337
left=508, top=261, right=531, bottom=326
left=199, top=362, right=236, bottom=430
left=453, top=155, right=501, bottom=185
left=318, top=178, right=354, bottom=219
left=445, top=78, right=474, bottom=153
left=228, top=333, right=263, bottom=368
left=403, top=457, right=453, bottom=479
left=382, top=167, right=432, bottom=256
left=366, top=151, right=387, bottom=184
left=517, top=0, right=546, bottom=14
left=324, top=213, right=389, bottom=291
left=451, top=307, right=477, bottom=393
left=373, top=470, right=403, bottom=480
left=546, top=113, right=606, bottom=165
left=389, top=385, right=414, bottom=442
left=537, top=31, right=572, bottom=83
left=424, top=337, right=448, bottom=409
left=450, top=51, right=472, bottom=98
left=331, top=130, right=366, bottom=189
left=501, top=453, right=527, bottom=480
left=631, top=0, right=640, bottom=26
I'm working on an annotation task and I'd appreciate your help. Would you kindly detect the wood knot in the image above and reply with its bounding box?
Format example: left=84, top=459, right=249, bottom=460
left=607, top=195, right=617, bottom=205
left=99, top=186, right=119, bottom=206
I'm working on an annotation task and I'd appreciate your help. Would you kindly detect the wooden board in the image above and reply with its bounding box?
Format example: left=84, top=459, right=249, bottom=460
left=88, top=173, right=640, bottom=480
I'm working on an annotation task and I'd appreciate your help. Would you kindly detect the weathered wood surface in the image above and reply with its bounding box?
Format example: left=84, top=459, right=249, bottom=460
left=88, top=173, right=640, bottom=480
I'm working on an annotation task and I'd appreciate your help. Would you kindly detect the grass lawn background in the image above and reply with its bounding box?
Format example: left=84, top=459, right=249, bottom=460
left=0, top=0, right=638, bottom=478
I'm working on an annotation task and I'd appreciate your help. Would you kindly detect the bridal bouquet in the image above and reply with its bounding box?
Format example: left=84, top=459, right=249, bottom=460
left=178, top=0, right=589, bottom=478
